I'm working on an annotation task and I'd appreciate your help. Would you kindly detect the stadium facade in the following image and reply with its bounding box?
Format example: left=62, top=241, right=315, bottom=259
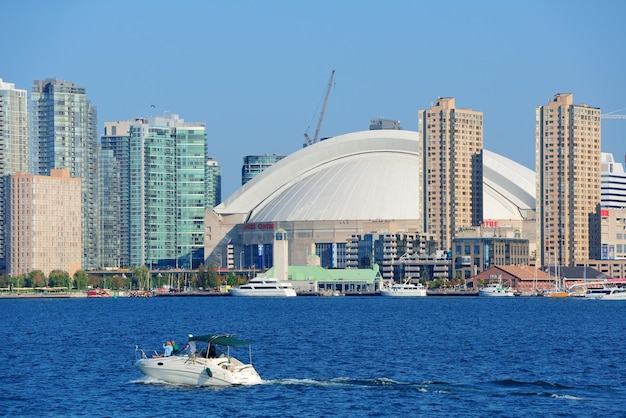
left=204, top=130, right=537, bottom=276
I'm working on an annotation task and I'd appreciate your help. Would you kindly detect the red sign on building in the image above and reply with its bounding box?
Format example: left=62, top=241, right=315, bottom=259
left=482, top=220, right=499, bottom=228
left=242, top=223, right=276, bottom=231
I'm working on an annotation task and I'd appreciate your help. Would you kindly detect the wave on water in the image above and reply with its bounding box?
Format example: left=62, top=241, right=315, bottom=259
left=265, top=377, right=450, bottom=392
left=550, top=394, right=585, bottom=401
left=266, top=377, right=392, bottom=388
left=493, top=379, right=572, bottom=389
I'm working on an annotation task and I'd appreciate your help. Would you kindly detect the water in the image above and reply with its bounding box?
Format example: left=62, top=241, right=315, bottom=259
left=2, top=296, right=625, bottom=417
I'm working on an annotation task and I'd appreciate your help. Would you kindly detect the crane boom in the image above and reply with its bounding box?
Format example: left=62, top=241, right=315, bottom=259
left=304, top=70, right=335, bottom=146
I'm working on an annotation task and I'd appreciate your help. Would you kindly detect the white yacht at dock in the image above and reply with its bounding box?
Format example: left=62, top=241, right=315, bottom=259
left=380, top=279, right=427, bottom=297
left=229, top=277, right=297, bottom=297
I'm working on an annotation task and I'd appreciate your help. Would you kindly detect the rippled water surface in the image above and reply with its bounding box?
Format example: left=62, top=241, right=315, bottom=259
left=2, top=296, right=625, bottom=417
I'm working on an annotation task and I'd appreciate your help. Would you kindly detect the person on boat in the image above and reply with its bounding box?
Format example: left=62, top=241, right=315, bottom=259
left=208, top=343, right=216, bottom=358
left=171, top=340, right=180, bottom=354
left=183, top=339, right=197, bottom=355
left=163, top=341, right=173, bottom=357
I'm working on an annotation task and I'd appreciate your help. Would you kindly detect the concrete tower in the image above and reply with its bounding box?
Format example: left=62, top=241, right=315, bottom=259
left=536, top=93, right=601, bottom=266
left=418, top=97, right=484, bottom=250
left=273, top=228, right=289, bottom=281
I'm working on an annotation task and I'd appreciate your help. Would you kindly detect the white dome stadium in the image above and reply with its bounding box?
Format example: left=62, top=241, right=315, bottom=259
left=215, top=130, right=535, bottom=222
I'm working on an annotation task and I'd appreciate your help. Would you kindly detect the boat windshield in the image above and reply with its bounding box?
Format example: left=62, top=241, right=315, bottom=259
left=188, top=334, right=252, bottom=347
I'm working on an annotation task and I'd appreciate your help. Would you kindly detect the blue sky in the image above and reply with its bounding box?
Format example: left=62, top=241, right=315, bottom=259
left=2, top=0, right=625, bottom=197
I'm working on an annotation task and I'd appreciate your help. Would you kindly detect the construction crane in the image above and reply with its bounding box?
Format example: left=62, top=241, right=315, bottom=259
left=304, top=70, right=335, bottom=147
left=602, top=108, right=626, bottom=119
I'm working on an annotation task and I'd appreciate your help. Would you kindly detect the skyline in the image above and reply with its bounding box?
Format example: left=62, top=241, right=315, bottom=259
left=2, top=1, right=625, bottom=197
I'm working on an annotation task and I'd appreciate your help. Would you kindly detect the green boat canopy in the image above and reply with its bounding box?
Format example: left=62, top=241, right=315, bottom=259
left=188, top=334, right=252, bottom=346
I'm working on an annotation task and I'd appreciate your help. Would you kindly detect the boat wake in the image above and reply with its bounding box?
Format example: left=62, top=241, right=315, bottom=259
left=265, top=377, right=442, bottom=392
left=263, top=377, right=586, bottom=400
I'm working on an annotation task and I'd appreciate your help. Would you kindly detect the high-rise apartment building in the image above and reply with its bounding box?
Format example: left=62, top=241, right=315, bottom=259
left=7, top=169, right=82, bottom=277
left=0, top=79, right=29, bottom=273
left=30, top=79, right=99, bottom=269
left=601, top=152, right=626, bottom=209
left=242, top=154, right=285, bottom=185
left=103, top=114, right=207, bottom=269
left=101, top=120, right=132, bottom=268
left=535, top=93, right=601, bottom=267
left=206, top=157, right=221, bottom=209
left=99, top=148, right=122, bottom=268
left=599, top=152, right=626, bottom=260
left=418, top=97, right=484, bottom=251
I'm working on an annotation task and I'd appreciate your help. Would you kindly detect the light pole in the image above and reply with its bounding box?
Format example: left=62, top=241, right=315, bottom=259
left=239, top=251, right=244, bottom=270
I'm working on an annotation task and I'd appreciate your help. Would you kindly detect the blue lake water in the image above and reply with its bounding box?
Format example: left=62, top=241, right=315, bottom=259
left=1, top=296, right=625, bottom=417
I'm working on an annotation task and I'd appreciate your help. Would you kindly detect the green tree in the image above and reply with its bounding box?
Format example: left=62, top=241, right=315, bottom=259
left=207, top=264, right=222, bottom=289
left=226, top=272, right=239, bottom=287
left=196, top=264, right=210, bottom=290
left=133, top=266, right=150, bottom=290
left=48, top=269, right=70, bottom=287
left=29, top=270, right=46, bottom=287
left=110, top=274, right=127, bottom=290
left=7, top=274, right=27, bottom=289
left=87, top=274, right=100, bottom=288
left=73, top=269, right=89, bottom=290
left=188, top=271, right=198, bottom=291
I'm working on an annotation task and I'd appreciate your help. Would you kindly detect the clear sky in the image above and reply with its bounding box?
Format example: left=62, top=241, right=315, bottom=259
left=2, top=0, right=625, bottom=198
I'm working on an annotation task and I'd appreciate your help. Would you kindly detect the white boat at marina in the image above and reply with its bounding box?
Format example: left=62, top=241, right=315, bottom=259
left=579, top=287, right=626, bottom=300
left=478, top=282, right=515, bottom=297
left=380, top=279, right=427, bottom=297
left=229, top=277, right=297, bottom=297
left=569, top=280, right=626, bottom=300
left=600, top=288, right=626, bottom=300
left=134, top=334, right=262, bottom=386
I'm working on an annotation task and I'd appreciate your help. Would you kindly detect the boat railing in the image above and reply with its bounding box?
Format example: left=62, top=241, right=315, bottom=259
left=135, top=345, right=172, bottom=360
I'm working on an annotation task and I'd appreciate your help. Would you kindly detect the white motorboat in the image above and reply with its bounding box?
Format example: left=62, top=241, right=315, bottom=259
left=583, top=287, right=614, bottom=299
left=569, top=281, right=626, bottom=300
left=380, top=280, right=427, bottom=297
left=134, top=334, right=262, bottom=386
left=598, top=288, right=626, bottom=300
left=478, top=282, right=515, bottom=297
left=229, top=277, right=297, bottom=297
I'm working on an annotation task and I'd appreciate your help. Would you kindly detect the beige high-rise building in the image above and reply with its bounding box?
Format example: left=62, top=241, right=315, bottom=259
left=418, top=97, right=484, bottom=250
left=535, top=93, right=601, bottom=267
left=7, top=169, right=82, bottom=277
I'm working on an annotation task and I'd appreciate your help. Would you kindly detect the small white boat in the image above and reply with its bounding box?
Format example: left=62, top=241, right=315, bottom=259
left=134, top=334, right=262, bottom=386
left=380, top=280, right=427, bottom=297
left=478, top=282, right=515, bottom=297
left=229, top=277, right=297, bottom=297
left=598, top=288, right=626, bottom=300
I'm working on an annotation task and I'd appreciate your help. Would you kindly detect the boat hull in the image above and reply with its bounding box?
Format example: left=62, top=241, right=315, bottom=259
left=600, top=291, right=626, bottom=300
left=380, top=288, right=427, bottom=297
left=478, top=289, right=515, bottom=297
left=479, top=282, right=515, bottom=297
left=134, top=355, right=262, bottom=386
left=229, top=288, right=296, bottom=297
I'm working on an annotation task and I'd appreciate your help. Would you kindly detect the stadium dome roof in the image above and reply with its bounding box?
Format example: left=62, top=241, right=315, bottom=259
left=215, top=130, right=535, bottom=222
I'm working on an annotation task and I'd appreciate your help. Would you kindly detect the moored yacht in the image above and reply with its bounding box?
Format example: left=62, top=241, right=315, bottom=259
left=229, top=277, right=297, bottom=297
left=380, top=279, right=427, bottom=297
left=478, top=282, right=515, bottom=297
